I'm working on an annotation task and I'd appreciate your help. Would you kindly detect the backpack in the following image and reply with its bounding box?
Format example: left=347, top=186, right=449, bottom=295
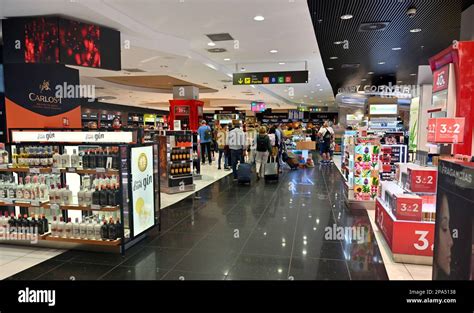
left=204, top=127, right=212, bottom=141
left=322, top=128, right=332, bottom=143
left=257, top=135, right=269, bottom=152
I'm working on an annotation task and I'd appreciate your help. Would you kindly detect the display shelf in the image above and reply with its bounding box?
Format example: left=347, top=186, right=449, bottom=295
left=0, top=167, right=119, bottom=175
left=171, top=146, right=192, bottom=150
left=44, top=235, right=121, bottom=246
left=0, top=232, right=50, bottom=241
left=169, top=160, right=192, bottom=164
left=44, top=204, right=120, bottom=212
left=0, top=200, right=49, bottom=207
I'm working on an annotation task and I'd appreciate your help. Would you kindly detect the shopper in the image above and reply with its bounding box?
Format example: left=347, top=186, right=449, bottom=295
left=246, top=124, right=257, bottom=164
left=228, top=123, right=246, bottom=180
left=255, top=126, right=272, bottom=180
left=197, top=120, right=212, bottom=166
left=216, top=125, right=229, bottom=170
left=275, top=124, right=284, bottom=170
left=318, top=121, right=334, bottom=165
left=268, top=126, right=279, bottom=165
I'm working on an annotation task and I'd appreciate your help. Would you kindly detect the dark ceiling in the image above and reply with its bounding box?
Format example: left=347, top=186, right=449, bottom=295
left=308, top=0, right=467, bottom=95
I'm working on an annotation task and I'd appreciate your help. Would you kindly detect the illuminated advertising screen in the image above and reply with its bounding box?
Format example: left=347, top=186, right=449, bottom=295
left=251, top=101, right=266, bottom=112
left=131, top=146, right=155, bottom=237
left=369, top=104, right=398, bottom=115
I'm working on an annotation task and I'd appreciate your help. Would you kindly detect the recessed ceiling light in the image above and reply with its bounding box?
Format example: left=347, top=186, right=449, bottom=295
left=253, top=15, right=264, bottom=21
left=361, top=78, right=367, bottom=81
left=410, top=73, right=417, bottom=76
left=278, top=62, right=285, bottom=65
left=327, top=68, right=334, bottom=70
left=340, top=14, right=353, bottom=20
left=207, top=42, right=216, bottom=46
left=410, top=28, right=422, bottom=33
left=224, top=58, right=230, bottom=61
left=334, top=41, right=343, bottom=45
left=304, top=95, right=308, bottom=97
left=316, top=84, right=321, bottom=87
left=378, top=61, right=386, bottom=65
left=311, top=91, right=315, bottom=93
left=368, top=71, right=374, bottom=75
left=397, top=80, right=403, bottom=83
left=269, top=49, right=278, bottom=53
left=392, top=47, right=402, bottom=51
left=319, top=89, right=323, bottom=91
left=330, top=56, right=338, bottom=60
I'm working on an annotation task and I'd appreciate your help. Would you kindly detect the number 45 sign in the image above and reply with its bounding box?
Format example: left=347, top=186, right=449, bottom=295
left=427, top=118, right=465, bottom=144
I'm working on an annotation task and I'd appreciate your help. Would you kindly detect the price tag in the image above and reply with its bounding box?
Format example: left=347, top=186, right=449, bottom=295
left=51, top=168, right=61, bottom=174
left=66, top=167, right=76, bottom=173
left=29, top=168, right=40, bottom=174
left=91, top=204, right=101, bottom=210
left=31, top=200, right=40, bottom=206
left=50, top=203, right=60, bottom=210
left=96, top=168, right=106, bottom=173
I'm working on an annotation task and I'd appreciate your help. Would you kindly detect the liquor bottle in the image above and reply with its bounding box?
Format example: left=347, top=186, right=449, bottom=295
left=108, top=218, right=117, bottom=240
left=107, top=185, right=116, bottom=206
left=41, top=214, right=48, bottom=234
left=30, top=215, right=39, bottom=234
left=79, top=218, right=87, bottom=239
left=23, top=176, right=32, bottom=200
left=21, top=214, right=30, bottom=233
left=12, top=147, right=18, bottom=168
left=83, top=174, right=91, bottom=190
left=97, top=148, right=105, bottom=168
left=57, top=217, right=65, bottom=238
left=60, top=151, right=71, bottom=168
left=61, top=186, right=73, bottom=205
left=89, top=149, right=97, bottom=168
left=63, top=217, right=72, bottom=238
left=110, top=175, right=117, bottom=187
left=52, top=148, right=61, bottom=168
left=99, top=186, right=108, bottom=206
left=47, top=146, right=54, bottom=167
left=72, top=218, right=80, bottom=238
left=8, top=213, right=16, bottom=231
left=112, top=147, right=119, bottom=170
left=51, top=216, right=58, bottom=236
left=100, top=220, right=109, bottom=240
left=86, top=220, right=95, bottom=240
left=49, top=185, right=56, bottom=204
left=0, top=213, right=6, bottom=230
left=70, top=149, right=80, bottom=168
left=92, top=186, right=101, bottom=205
left=94, top=219, right=102, bottom=240
left=77, top=187, right=85, bottom=206
left=84, top=188, right=93, bottom=206
left=115, top=218, right=123, bottom=239
left=82, top=150, right=90, bottom=169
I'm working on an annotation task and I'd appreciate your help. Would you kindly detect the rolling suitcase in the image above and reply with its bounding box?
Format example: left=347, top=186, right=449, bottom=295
left=264, top=156, right=279, bottom=182
left=237, top=163, right=252, bottom=184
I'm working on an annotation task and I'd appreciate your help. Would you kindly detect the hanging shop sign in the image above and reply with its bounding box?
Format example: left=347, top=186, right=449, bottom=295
left=432, top=65, right=450, bottom=93
left=427, top=118, right=465, bottom=144
left=233, top=70, right=308, bottom=85
left=369, top=104, right=398, bottom=115
left=131, top=145, right=156, bottom=237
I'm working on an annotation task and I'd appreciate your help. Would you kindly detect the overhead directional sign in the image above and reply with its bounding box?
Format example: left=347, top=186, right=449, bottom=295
left=233, top=70, right=308, bottom=85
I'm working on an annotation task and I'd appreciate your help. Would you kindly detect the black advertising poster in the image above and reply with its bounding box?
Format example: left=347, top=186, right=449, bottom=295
left=433, top=159, right=474, bottom=280
left=233, top=70, right=308, bottom=85
left=4, top=63, right=82, bottom=116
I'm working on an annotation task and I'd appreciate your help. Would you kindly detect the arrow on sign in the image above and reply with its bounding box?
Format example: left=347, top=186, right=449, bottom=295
left=238, top=78, right=243, bottom=84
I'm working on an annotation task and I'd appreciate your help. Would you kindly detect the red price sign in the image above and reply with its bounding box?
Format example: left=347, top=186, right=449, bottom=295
left=408, top=168, right=437, bottom=193
left=375, top=199, right=393, bottom=247
left=395, top=196, right=422, bottom=221
left=427, top=118, right=465, bottom=143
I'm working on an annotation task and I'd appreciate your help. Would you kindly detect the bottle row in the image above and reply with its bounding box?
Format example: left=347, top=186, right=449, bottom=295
left=50, top=216, right=123, bottom=241
left=11, top=145, right=120, bottom=170
left=0, top=213, right=49, bottom=235
left=171, top=150, right=191, bottom=161
left=174, top=135, right=192, bottom=147
left=0, top=174, right=120, bottom=207
left=170, top=164, right=192, bottom=176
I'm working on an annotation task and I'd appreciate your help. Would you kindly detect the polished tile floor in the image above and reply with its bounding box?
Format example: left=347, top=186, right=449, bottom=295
left=7, top=164, right=389, bottom=280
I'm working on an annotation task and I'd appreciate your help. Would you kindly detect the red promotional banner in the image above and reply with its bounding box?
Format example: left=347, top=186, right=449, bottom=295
left=432, top=64, right=449, bottom=93
left=427, top=117, right=465, bottom=144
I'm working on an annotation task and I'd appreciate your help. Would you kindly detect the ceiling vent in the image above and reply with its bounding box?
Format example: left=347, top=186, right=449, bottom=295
left=359, top=22, right=390, bottom=32
left=341, top=63, right=360, bottom=69
left=207, top=48, right=227, bottom=53
left=206, top=33, right=234, bottom=41
left=123, top=68, right=146, bottom=73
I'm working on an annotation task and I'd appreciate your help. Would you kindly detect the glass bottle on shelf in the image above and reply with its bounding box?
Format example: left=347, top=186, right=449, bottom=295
left=70, top=149, right=80, bottom=168
left=72, top=217, right=81, bottom=238
left=52, top=148, right=61, bottom=168
left=79, top=217, right=87, bottom=239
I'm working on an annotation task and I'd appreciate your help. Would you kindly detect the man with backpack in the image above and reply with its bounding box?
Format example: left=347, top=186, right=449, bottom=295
left=198, top=120, right=212, bottom=166
left=318, top=121, right=334, bottom=165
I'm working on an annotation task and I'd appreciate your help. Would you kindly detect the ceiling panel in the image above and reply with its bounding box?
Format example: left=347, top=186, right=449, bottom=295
left=308, top=0, right=464, bottom=95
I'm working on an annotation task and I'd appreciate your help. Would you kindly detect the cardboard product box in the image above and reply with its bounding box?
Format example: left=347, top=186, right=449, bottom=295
left=393, top=194, right=423, bottom=221
left=296, top=141, right=316, bottom=151
left=406, top=167, right=438, bottom=193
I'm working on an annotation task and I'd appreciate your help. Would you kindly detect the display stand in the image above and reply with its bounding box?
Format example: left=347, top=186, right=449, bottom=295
left=158, top=130, right=196, bottom=194
left=0, top=129, right=160, bottom=254
left=168, top=100, right=204, bottom=132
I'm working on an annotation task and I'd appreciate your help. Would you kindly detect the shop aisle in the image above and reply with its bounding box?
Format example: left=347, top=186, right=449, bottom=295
left=6, top=165, right=389, bottom=280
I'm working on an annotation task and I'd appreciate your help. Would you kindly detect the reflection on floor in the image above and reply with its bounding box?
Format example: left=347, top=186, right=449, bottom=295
left=332, top=155, right=432, bottom=280
left=7, top=164, right=389, bottom=280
